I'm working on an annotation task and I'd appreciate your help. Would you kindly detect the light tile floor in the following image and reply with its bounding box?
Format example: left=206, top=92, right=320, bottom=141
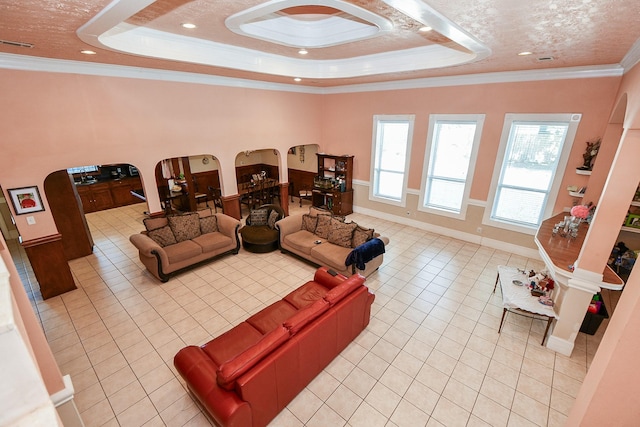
left=9, top=200, right=618, bottom=427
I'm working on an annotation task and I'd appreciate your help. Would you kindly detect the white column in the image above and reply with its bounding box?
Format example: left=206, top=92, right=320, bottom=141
left=547, top=128, right=640, bottom=355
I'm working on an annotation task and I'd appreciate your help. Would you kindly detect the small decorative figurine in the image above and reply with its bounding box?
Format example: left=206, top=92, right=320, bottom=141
left=578, top=138, right=601, bottom=171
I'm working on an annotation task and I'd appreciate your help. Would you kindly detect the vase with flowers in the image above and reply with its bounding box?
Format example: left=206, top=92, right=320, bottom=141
left=571, top=202, right=596, bottom=224
left=553, top=203, right=595, bottom=239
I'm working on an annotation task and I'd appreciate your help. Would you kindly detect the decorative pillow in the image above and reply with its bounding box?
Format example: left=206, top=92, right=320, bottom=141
left=197, top=208, right=214, bottom=219
left=314, top=214, right=333, bottom=239
left=327, top=219, right=357, bottom=248
left=267, top=210, right=279, bottom=229
left=200, top=215, right=218, bottom=234
left=250, top=208, right=268, bottom=226
left=352, top=225, right=374, bottom=248
left=301, top=214, right=318, bottom=233
left=143, top=217, right=168, bottom=231
left=332, top=215, right=346, bottom=223
left=147, top=225, right=177, bottom=247
left=309, top=206, right=332, bottom=217
left=167, top=213, right=201, bottom=242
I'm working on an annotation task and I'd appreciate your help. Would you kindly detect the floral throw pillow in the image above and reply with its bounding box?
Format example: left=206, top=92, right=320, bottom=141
left=314, top=214, right=333, bottom=239
left=301, top=214, right=318, bottom=233
left=143, top=217, right=168, bottom=231
left=267, top=210, right=280, bottom=229
left=147, top=225, right=177, bottom=247
left=328, top=219, right=357, bottom=248
left=200, top=215, right=218, bottom=234
left=309, top=206, right=332, bottom=217
left=168, top=213, right=201, bottom=242
left=352, top=225, right=374, bottom=248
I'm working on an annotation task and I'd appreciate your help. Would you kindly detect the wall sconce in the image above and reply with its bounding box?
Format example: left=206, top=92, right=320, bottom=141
left=299, top=145, right=305, bottom=163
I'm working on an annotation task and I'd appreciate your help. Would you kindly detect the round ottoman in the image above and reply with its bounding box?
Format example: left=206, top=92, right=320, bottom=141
left=240, top=225, right=279, bottom=253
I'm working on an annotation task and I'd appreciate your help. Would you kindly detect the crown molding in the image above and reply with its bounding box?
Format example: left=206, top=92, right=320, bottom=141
left=321, top=64, right=624, bottom=94
left=0, top=53, right=322, bottom=94
left=0, top=52, right=624, bottom=96
left=621, top=37, right=640, bottom=73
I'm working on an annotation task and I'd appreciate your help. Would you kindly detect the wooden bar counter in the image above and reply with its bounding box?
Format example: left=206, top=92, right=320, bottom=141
left=535, top=213, right=624, bottom=290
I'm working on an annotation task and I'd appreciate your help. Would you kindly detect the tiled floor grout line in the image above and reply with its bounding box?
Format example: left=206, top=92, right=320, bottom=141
left=7, top=201, right=611, bottom=426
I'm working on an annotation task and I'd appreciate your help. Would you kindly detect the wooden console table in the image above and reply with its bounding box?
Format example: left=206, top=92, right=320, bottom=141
left=534, top=213, right=624, bottom=290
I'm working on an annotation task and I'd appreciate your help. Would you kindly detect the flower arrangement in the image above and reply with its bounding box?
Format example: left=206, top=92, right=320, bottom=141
left=571, top=202, right=596, bottom=223
left=570, top=204, right=590, bottom=219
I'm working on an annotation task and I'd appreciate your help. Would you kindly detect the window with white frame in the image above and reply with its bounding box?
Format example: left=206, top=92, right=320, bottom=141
left=67, top=165, right=99, bottom=174
left=370, top=115, right=414, bottom=206
left=485, top=113, right=581, bottom=232
left=419, top=114, right=484, bottom=218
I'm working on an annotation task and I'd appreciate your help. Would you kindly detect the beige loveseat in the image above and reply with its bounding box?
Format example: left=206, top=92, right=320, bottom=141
left=130, top=209, right=240, bottom=282
left=276, top=207, right=389, bottom=277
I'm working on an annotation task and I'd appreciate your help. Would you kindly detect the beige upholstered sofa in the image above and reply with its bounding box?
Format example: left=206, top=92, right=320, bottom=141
left=276, top=207, right=389, bottom=277
left=130, top=209, right=240, bottom=282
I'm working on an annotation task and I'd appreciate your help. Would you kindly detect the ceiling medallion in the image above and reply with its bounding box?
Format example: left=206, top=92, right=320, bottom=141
left=77, top=0, right=490, bottom=81
left=225, top=1, right=393, bottom=48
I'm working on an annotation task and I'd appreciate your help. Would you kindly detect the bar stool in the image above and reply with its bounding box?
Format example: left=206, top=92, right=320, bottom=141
left=299, top=188, right=313, bottom=207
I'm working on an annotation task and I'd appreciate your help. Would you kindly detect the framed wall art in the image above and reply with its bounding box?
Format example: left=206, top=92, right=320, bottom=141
left=8, top=186, right=45, bottom=215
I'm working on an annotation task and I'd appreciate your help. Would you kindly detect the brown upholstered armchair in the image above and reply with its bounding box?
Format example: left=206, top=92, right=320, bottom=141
left=239, top=204, right=286, bottom=253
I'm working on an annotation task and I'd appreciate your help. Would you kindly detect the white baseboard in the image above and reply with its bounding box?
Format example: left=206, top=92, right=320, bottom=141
left=51, top=375, right=74, bottom=407
left=546, top=334, right=574, bottom=356
left=52, top=376, right=84, bottom=427
left=352, top=206, right=540, bottom=259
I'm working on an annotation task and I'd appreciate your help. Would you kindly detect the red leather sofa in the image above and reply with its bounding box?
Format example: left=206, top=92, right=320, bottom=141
left=174, top=267, right=375, bottom=427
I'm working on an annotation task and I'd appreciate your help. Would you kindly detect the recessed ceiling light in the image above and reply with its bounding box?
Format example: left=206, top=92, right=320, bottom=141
left=518, top=51, right=533, bottom=56
left=298, top=49, right=308, bottom=55
left=182, top=23, right=197, bottom=29
left=80, top=50, right=96, bottom=55
left=419, top=26, right=433, bottom=32
left=294, top=77, right=302, bottom=82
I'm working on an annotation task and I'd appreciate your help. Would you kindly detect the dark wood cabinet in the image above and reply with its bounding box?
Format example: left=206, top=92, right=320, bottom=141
left=312, top=188, right=353, bottom=216
left=110, top=177, right=142, bottom=206
left=92, top=183, right=114, bottom=211
left=76, top=185, right=97, bottom=213
left=76, top=177, right=143, bottom=213
left=77, top=183, right=113, bottom=213
left=313, top=154, right=354, bottom=215
left=43, top=171, right=94, bottom=260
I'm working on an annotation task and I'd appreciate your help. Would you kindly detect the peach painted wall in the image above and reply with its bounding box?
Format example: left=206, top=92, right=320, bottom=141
left=0, top=69, right=322, bottom=240
left=0, top=63, right=636, bottom=427
left=0, top=236, right=65, bottom=395
left=616, top=63, right=640, bottom=129
left=567, top=62, right=640, bottom=426
left=320, top=77, right=621, bottom=210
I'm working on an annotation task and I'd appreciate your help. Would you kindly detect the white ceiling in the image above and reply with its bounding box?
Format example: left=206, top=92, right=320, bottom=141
left=1, top=0, right=640, bottom=87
